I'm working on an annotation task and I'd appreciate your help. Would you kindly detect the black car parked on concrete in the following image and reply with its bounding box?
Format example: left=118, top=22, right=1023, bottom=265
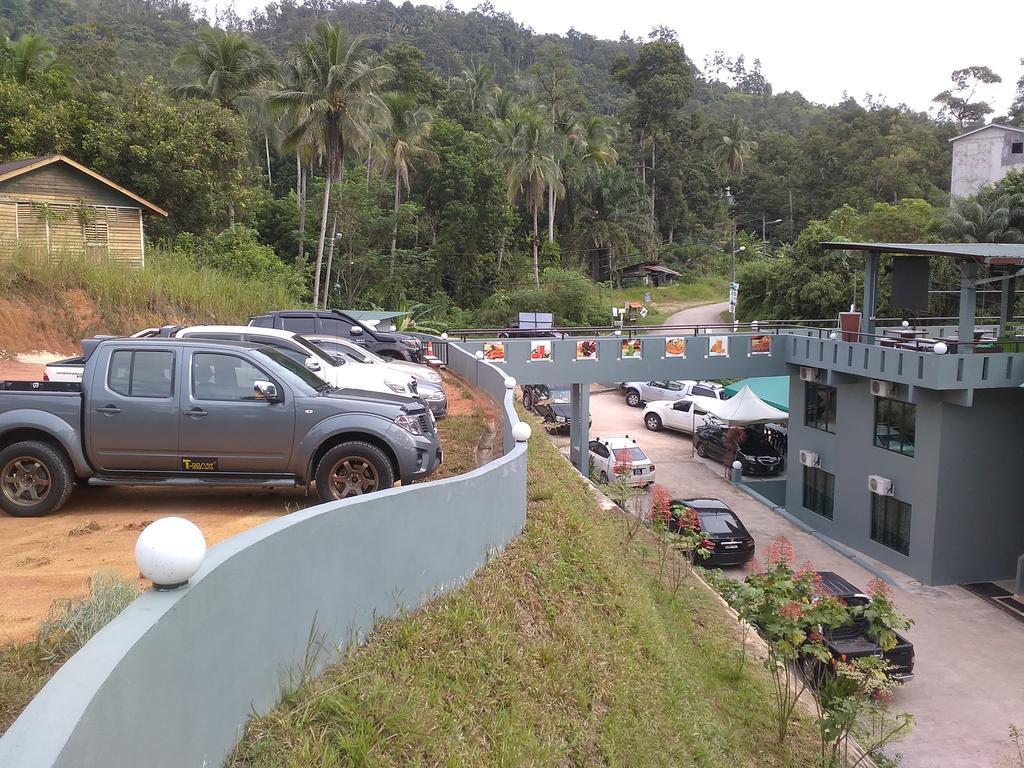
left=669, top=498, right=756, bottom=566
left=693, top=424, right=783, bottom=476
left=249, top=310, right=423, bottom=363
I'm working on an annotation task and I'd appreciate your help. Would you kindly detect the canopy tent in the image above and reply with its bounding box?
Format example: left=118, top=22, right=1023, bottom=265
left=722, top=376, right=789, bottom=412
left=691, top=385, right=789, bottom=426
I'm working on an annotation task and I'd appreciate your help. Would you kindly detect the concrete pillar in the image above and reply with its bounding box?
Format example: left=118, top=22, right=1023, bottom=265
left=568, top=383, right=590, bottom=476
left=959, top=262, right=978, bottom=353
left=1017, top=553, right=1024, bottom=596
left=862, top=251, right=880, bottom=337
left=998, top=268, right=1017, bottom=336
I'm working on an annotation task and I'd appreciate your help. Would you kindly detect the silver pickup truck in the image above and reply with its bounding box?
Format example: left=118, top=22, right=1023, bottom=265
left=0, top=338, right=442, bottom=517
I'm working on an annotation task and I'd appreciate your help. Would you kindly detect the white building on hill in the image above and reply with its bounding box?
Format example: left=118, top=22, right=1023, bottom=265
left=949, top=123, right=1024, bottom=198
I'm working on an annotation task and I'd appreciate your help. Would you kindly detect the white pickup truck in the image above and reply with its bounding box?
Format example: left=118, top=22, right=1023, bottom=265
left=45, top=326, right=419, bottom=398
left=621, top=380, right=724, bottom=408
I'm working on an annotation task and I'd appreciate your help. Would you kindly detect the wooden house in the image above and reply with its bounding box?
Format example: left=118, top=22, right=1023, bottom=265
left=0, top=155, right=168, bottom=267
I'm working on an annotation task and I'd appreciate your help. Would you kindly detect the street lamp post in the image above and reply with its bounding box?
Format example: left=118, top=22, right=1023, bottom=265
left=761, top=214, right=783, bottom=258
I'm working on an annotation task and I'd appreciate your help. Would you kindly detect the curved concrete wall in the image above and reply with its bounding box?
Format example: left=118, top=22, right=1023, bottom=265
left=0, top=346, right=526, bottom=768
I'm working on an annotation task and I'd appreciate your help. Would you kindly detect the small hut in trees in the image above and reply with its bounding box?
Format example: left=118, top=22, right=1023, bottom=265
left=0, top=155, right=167, bottom=267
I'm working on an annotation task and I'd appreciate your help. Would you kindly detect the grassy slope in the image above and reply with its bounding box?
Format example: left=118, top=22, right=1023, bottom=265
left=611, top=275, right=729, bottom=326
left=0, top=248, right=301, bottom=345
left=230, top=418, right=818, bottom=767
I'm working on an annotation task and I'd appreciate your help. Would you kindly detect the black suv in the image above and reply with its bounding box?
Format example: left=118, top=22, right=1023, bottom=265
left=693, top=424, right=783, bottom=476
left=249, top=310, right=423, bottom=362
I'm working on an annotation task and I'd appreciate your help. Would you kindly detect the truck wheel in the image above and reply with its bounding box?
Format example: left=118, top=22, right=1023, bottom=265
left=315, top=442, right=395, bottom=502
left=0, top=441, right=74, bottom=517
left=522, top=390, right=533, bottom=410
left=695, top=441, right=707, bottom=458
left=645, top=413, right=662, bottom=431
left=625, top=389, right=641, bottom=407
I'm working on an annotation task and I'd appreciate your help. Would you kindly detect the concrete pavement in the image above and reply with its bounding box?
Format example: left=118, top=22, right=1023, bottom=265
left=660, top=300, right=730, bottom=330
left=588, top=387, right=1024, bottom=768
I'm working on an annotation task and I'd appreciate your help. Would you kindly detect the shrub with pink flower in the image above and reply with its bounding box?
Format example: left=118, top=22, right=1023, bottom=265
left=866, top=577, right=893, bottom=601
left=780, top=601, right=803, bottom=622
left=765, top=536, right=794, bottom=567
left=650, top=484, right=672, bottom=527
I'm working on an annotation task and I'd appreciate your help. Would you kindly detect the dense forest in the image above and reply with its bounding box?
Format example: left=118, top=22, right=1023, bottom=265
left=3, top=0, right=1024, bottom=325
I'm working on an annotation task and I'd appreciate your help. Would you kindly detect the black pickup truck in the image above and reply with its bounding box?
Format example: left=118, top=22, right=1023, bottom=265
left=811, top=571, right=915, bottom=683
left=249, top=310, right=423, bottom=362
left=0, top=338, right=441, bottom=517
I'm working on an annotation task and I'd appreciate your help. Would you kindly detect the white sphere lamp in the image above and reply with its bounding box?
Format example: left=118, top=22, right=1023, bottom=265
left=135, top=517, right=206, bottom=590
left=504, top=376, right=517, bottom=389
left=901, top=320, right=910, bottom=328
left=731, top=460, right=742, bottom=470
left=512, top=421, right=532, bottom=442
left=829, top=331, right=838, bottom=340
left=440, top=332, right=449, bottom=340
left=933, top=341, right=948, bottom=355
left=475, top=350, right=484, bottom=360
left=613, top=329, right=622, bottom=336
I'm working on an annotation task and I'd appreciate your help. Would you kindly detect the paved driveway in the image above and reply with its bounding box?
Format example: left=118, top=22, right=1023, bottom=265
left=588, top=387, right=1024, bottom=768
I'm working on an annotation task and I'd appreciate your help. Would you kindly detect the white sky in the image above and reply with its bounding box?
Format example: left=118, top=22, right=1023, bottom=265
left=206, top=0, right=1020, bottom=115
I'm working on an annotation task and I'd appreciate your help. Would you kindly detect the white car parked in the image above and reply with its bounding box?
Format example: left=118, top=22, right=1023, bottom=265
left=642, top=397, right=720, bottom=434
left=589, top=435, right=656, bottom=487
left=621, top=380, right=725, bottom=408
left=45, top=326, right=419, bottom=399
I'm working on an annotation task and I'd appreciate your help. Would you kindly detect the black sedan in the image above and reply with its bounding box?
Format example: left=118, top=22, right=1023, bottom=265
left=522, top=384, right=590, bottom=434
left=670, top=498, right=756, bottom=566
left=693, top=424, right=783, bottom=476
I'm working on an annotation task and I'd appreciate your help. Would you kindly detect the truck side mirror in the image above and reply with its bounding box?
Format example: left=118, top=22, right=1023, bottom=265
left=349, top=326, right=364, bottom=337
left=253, top=380, right=280, bottom=402
left=331, top=354, right=346, bottom=366
left=304, top=358, right=322, bottom=373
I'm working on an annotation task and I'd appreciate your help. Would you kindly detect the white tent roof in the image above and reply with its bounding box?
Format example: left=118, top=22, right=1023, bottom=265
left=691, top=385, right=789, bottom=426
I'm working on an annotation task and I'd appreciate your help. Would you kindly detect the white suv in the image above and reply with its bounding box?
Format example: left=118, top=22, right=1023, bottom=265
left=589, top=435, right=656, bottom=486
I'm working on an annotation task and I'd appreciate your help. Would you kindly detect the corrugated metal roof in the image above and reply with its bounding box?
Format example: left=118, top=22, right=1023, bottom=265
left=949, top=123, right=1024, bottom=142
left=821, top=241, right=1024, bottom=266
left=0, top=156, right=49, bottom=176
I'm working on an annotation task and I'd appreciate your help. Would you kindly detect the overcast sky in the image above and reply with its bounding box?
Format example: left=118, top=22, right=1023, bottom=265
left=206, top=0, right=1020, bottom=115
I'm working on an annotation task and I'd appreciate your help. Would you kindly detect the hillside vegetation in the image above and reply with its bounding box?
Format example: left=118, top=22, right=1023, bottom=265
left=229, top=420, right=819, bottom=767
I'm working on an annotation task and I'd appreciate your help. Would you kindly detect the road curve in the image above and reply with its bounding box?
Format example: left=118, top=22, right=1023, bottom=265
left=651, top=301, right=730, bottom=334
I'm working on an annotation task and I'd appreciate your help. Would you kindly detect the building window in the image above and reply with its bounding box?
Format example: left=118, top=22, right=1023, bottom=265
left=1013, top=142, right=1024, bottom=154
left=802, top=466, right=834, bottom=519
left=870, top=494, right=911, bottom=556
left=805, top=382, right=836, bottom=433
left=874, top=397, right=915, bottom=457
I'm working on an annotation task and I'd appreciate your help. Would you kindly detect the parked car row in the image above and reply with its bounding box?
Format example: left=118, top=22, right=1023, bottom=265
left=2, top=310, right=448, bottom=517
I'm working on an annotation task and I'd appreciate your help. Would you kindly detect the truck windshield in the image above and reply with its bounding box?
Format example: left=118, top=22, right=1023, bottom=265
left=254, top=347, right=324, bottom=389
left=292, top=335, right=341, bottom=366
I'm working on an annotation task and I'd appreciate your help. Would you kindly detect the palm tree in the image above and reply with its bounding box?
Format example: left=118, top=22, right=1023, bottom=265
left=486, top=85, right=516, bottom=122
left=8, top=33, right=56, bottom=85
left=173, top=29, right=276, bottom=110
left=576, top=166, right=656, bottom=282
left=453, top=62, right=493, bottom=115
left=497, top=108, right=562, bottom=287
left=714, top=116, right=758, bottom=180
left=272, top=22, right=392, bottom=307
left=942, top=192, right=1024, bottom=242
left=374, top=92, right=435, bottom=281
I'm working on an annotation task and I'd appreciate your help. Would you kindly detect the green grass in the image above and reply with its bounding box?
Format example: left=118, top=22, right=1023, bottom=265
left=229, top=411, right=819, bottom=768
left=611, top=275, right=729, bottom=326
left=0, top=571, right=139, bottom=735
left=0, top=246, right=303, bottom=338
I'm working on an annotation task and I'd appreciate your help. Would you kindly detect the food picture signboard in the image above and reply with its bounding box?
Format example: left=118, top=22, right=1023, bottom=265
left=620, top=338, right=642, bottom=359
left=530, top=341, right=552, bottom=361
left=575, top=340, right=598, bottom=360
left=708, top=335, right=729, bottom=357
left=483, top=342, right=505, bottom=362
left=665, top=337, right=686, bottom=358
left=750, top=335, right=771, bottom=355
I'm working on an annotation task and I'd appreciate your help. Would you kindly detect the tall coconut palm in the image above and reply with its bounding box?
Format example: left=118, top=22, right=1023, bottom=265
left=374, top=92, right=435, bottom=281
left=714, top=116, right=758, bottom=181
left=497, top=108, right=562, bottom=287
left=486, top=85, right=516, bottom=123
left=576, top=166, right=656, bottom=282
left=173, top=28, right=277, bottom=110
left=8, top=33, right=57, bottom=85
left=272, top=22, right=392, bottom=307
left=453, top=61, right=493, bottom=115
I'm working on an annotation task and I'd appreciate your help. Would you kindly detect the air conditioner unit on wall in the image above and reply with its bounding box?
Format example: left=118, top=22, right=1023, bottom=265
left=799, top=450, right=820, bottom=468
left=868, top=475, right=894, bottom=496
left=870, top=379, right=895, bottom=398
left=799, top=366, right=820, bottom=382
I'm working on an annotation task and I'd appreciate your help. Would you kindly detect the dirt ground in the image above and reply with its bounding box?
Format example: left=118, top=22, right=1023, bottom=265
left=0, top=363, right=488, bottom=644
